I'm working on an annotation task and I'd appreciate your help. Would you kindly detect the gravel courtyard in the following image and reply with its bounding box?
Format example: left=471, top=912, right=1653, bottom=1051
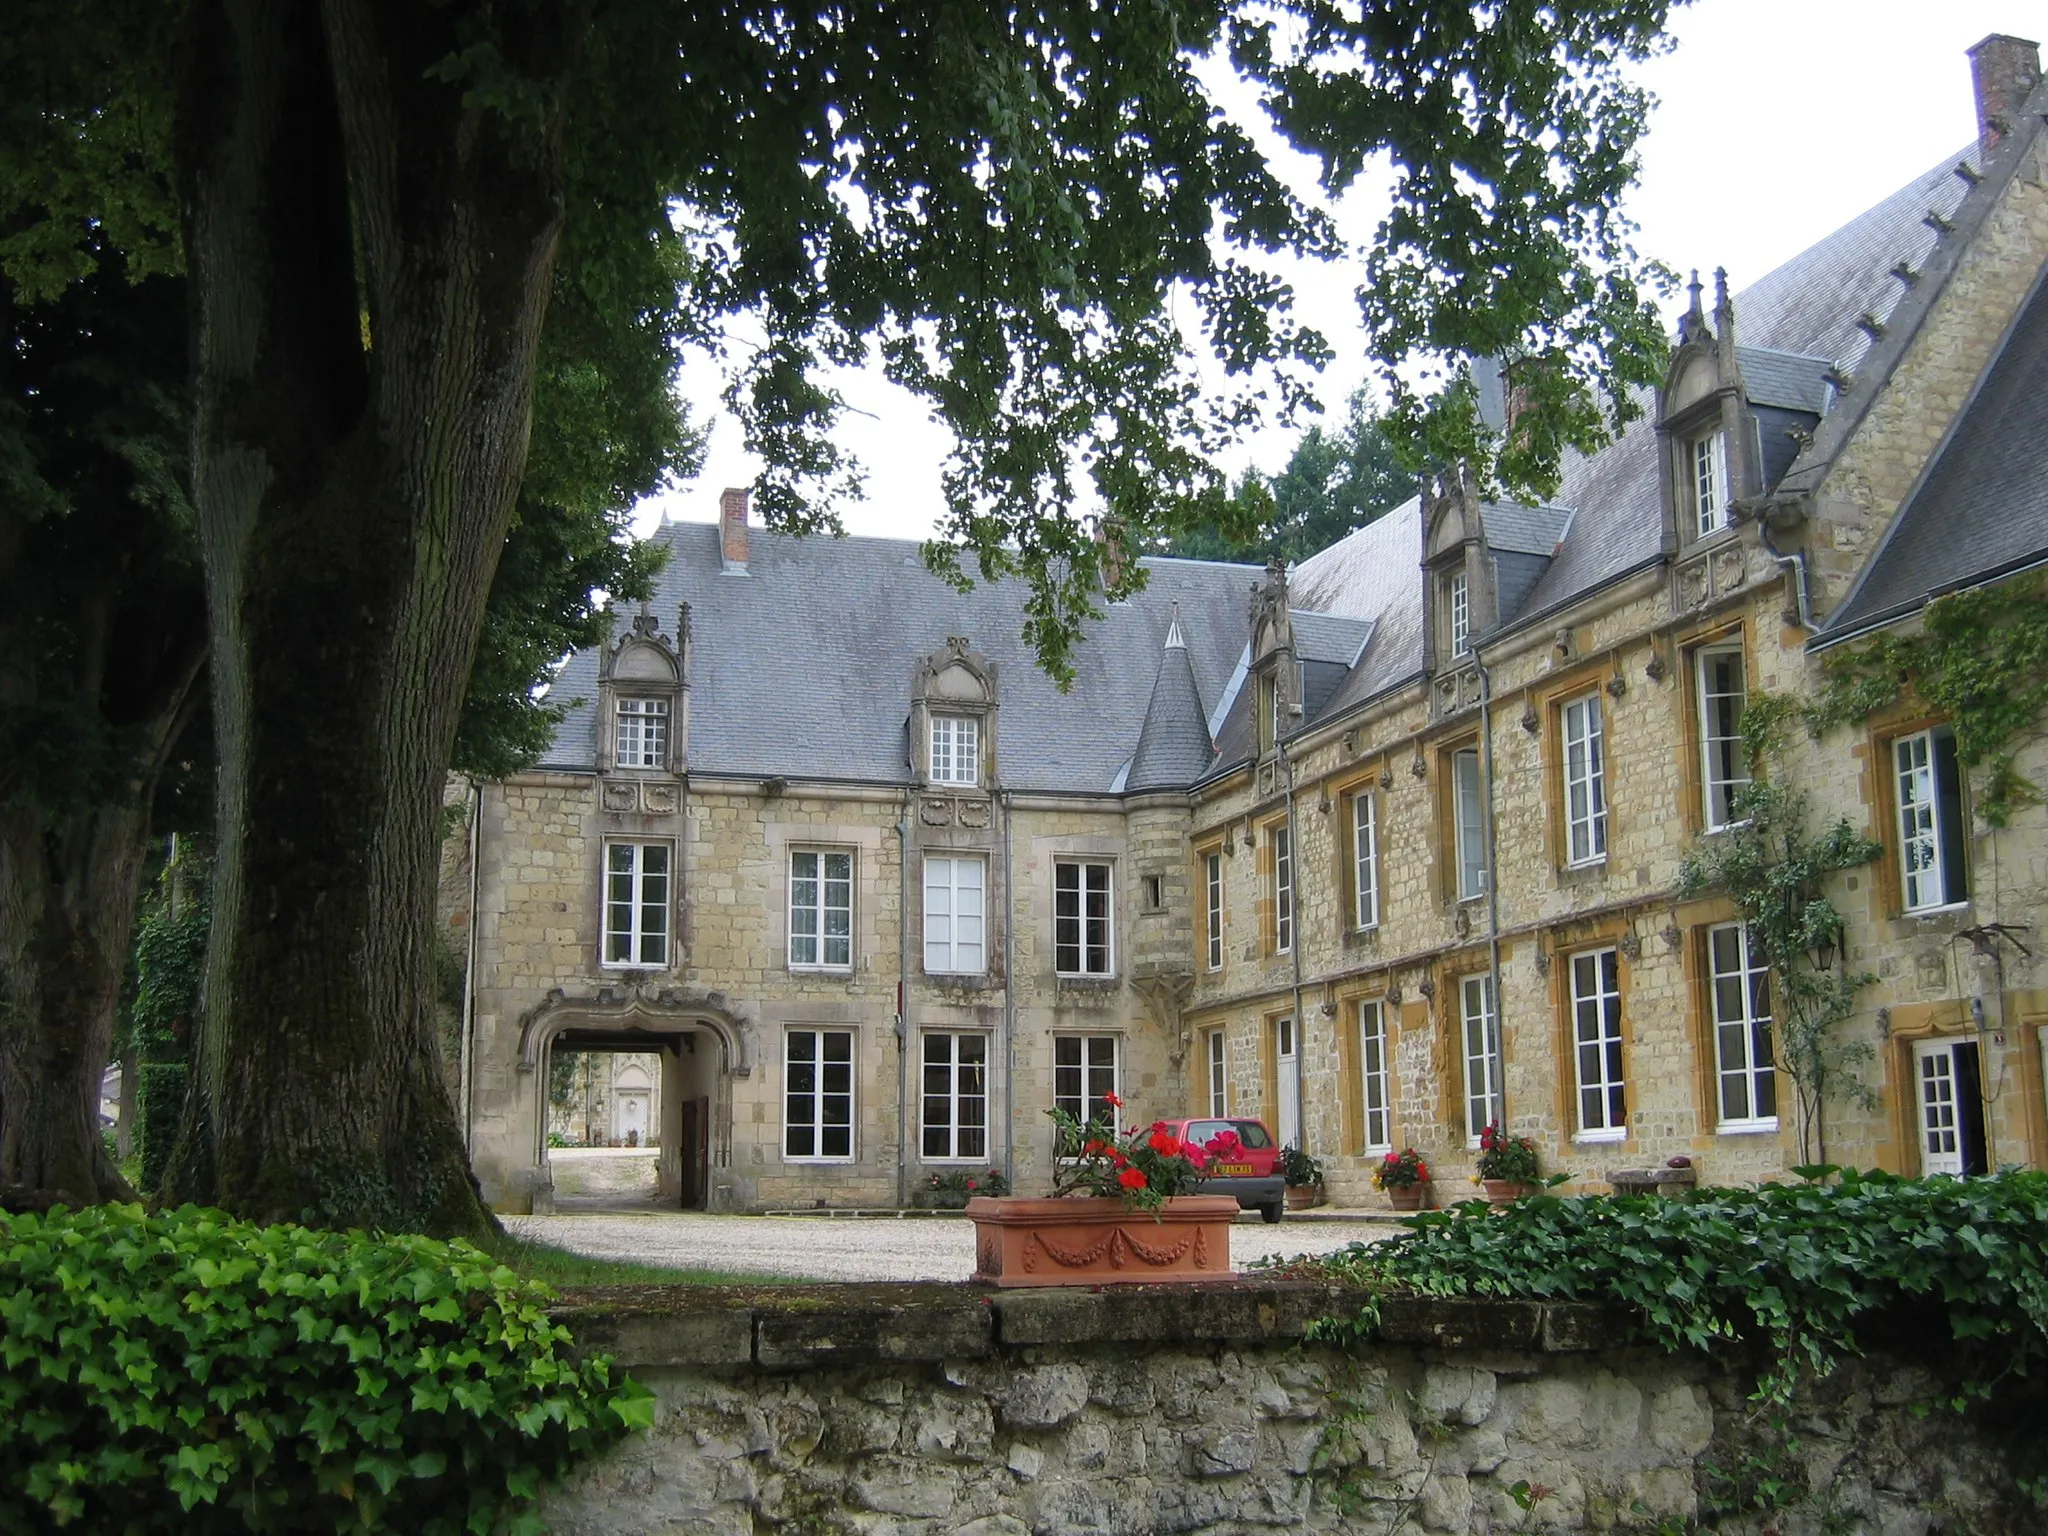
left=504, top=1207, right=1398, bottom=1283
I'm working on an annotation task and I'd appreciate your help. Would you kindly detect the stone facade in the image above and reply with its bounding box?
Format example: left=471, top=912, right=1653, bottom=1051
left=542, top=1284, right=2040, bottom=1535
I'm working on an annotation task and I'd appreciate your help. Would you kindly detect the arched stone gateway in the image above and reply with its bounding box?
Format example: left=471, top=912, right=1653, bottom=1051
left=498, top=983, right=762, bottom=1213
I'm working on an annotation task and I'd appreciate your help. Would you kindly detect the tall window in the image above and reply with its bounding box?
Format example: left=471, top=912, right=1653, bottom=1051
left=784, top=1029, right=853, bottom=1160
left=1359, top=1000, right=1392, bottom=1154
left=1352, top=792, right=1379, bottom=929
left=1709, top=924, right=1777, bottom=1129
left=924, top=855, right=986, bottom=973
left=929, top=714, right=980, bottom=786
left=921, top=1032, right=988, bottom=1160
left=1696, top=646, right=1749, bottom=832
left=1561, top=694, right=1608, bottom=866
left=614, top=697, right=669, bottom=768
left=1272, top=824, right=1294, bottom=953
left=1055, top=1035, right=1119, bottom=1125
left=1691, top=430, right=1729, bottom=536
left=1895, top=727, right=1966, bottom=912
left=788, top=850, right=852, bottom=969
left=602, top=842, right=670, bottom=966
left=1571, top=949, right=1625, bottom=1139
left=1204, top=852, right=1223, bottom=971
left=1461, top=973, right=1501, bottom=1145
left=1206, top=1029, right=1228, bottom=1116
left=1054, top=861, right=1113, bottom=976
left=1448, top=570, right=1471, bottom=656
left=1453, top=748, right=1487, bottom=900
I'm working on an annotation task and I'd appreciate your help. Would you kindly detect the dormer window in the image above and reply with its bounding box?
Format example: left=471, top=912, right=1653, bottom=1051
left=1448, top=570, right=1471, bottom=656
left=614, top=697, right=669, bottom=769
left=1691, top=430, right=1730, bottom=537
left=930, top=714, right=980, bottom=786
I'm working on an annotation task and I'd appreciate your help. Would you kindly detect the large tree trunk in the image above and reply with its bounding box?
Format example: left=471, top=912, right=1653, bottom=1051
left=170, top=0, right=573, bottom=1234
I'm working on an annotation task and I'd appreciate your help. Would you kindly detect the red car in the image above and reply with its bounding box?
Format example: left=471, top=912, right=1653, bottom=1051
left=1158, top=1116, right=1288, bottom=1223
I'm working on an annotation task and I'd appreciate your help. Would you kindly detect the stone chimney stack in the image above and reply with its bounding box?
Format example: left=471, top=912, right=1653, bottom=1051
left=1968, top=34, right=2041, bottom=156
left=719, top=486, right=750, bottom=574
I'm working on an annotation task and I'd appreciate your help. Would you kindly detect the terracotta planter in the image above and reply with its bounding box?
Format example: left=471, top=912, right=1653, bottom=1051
left=1285, top=1183, right=1326, bottom=1211
left=966, top=1195, right=1237, bottom=1287
left=1386, top=1182, right=1430, bottom=1212
left=1481, top=1179, right=1535, bottom=1204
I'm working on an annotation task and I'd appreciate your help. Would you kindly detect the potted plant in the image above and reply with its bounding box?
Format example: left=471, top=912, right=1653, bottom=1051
left=916, top=1168, right=1010, bottom=1210
left=1373, top=1147, right=1432, bottom=1211
left=967, top=1092, right=1239, bottom=1287
left=1281, top=1145, right=1326, bottom=1210
left=1475, top=1122, right=1540, bottom=1202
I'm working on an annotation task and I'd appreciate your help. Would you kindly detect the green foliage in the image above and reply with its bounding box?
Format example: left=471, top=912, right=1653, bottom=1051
left=129, top=879, right=208, bottom=1065
left=134, top=1064, right=185, bottom=1198
left=1312, top=1168, right=2048, bottom=1416
left=1474, top=1123, right=1541, bottom=1184
left=1812, top=575, right=2048, bottom=828
left=1046, top=1104, right=1218, bottom=1211
left=1281, top=1144, right=1326, bottom=1187
left=0, top=1203, right=651, bottom=1533
left=1677, top=693, right=1882, bottom=1163
left=913, top=1168, right=1011, bottom=1209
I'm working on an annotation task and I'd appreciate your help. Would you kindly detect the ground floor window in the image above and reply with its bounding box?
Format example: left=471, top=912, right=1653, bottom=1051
left=603, top=841, right=670, bottom=967
left=784, top=1029, right=854, bottom=1160
left=1205, top=1029, right=1228, bottom=1117
left=1359, top=1000, right=1391, bottom=1154
left=1708, top=923, right=1776, bottom=1130
left=1571, top=948, right=1626, bottom=1139
left=921, top=1031, right=989, bottom=1160
left=1461, top=974, right=1500, bottom=1145
left=1054, top=1034, right=1119, bottom=1126
left=1913, top=1037, right=1987, bottom=1176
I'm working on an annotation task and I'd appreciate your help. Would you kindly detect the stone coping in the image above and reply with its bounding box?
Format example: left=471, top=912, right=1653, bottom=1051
left=552, top=1279, right=1639, bottom=1371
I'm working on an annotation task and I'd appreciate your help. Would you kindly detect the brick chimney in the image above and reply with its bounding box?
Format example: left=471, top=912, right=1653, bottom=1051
left=719, top=486, right=750, bottom=574
left=1968, top=34, right=2041, bottom=155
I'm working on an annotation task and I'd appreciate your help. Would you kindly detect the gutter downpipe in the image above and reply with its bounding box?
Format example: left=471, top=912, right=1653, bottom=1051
left=1002, top=788, right=1017, bottom=1190
left=459, top=778, right=484, bottom=1153
left=1280, top=740, right=1307, bottom=1153
left=1476, top=652, right=1506, bottom=1126
left=895, top=798, right=911, bottom=1209
left=1753, top=517, right=1816, bottom=631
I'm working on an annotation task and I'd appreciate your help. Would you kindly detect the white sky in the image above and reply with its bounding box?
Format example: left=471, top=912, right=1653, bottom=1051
left=638, top=0, right=2030, bottom=542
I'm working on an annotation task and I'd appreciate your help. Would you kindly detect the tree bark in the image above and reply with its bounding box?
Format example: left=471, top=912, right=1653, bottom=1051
left=170, top=0, right=574, bottom=1234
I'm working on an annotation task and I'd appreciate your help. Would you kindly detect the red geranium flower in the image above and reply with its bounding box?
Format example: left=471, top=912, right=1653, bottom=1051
left=1148, top=1131, right=1182, bottom=1157
left=1102, top=1091, right=1122, bottom=1110
left=1109, top=1149, right=1128, bottom=1167
left=966, top=1179, right=978, bottom=1190
left=1117, top=1167, right=1147, bottom=1190
left=1185, top=1145, right=1208, bottom=1170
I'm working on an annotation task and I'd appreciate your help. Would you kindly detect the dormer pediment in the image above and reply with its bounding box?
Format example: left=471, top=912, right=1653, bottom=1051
left=1425, top=498, right=1473, bottom=563
left=1663, top=348, right=1722, bottom=420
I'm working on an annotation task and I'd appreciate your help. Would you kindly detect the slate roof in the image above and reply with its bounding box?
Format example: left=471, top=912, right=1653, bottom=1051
left=1124, top=621, right=1217, bottom=792
left=539, top=524, right=1258, bottom=794
left=1290, top=611, right=1375, bottom=666
left=1737, top=347, right=1834, bottom=414
left=1822, top=260, right=2048, bottom=638
left=1485, top=502, right=1574, bottom=557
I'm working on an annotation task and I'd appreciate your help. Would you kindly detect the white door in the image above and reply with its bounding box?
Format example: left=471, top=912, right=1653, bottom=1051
left=1914, top=1041, right=1963, bottom=1176
left=1275, top=1016, right=1300, bottom=1148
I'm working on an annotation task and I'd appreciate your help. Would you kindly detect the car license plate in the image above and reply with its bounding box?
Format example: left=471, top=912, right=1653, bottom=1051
left=1211, top=1163, right=1254, bottom=1176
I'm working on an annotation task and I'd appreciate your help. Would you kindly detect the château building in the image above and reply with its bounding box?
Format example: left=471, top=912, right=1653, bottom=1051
left=447, top=36, right=2048, bottom=1213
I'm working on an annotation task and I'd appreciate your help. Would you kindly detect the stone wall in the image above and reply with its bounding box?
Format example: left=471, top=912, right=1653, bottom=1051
left=543, top=1283, right=2039, bottom=1536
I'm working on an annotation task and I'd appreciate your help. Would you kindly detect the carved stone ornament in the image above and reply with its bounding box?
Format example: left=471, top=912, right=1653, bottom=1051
left=515, top=982, right=760, bottom=1078
left=1386, top=983, right=1403, bottom=1007
left=1606, top=673, right=1628, bottom=700
left=1410, top=748, right=1428, bottom=780
left=957, top=798, right=991, bottom=829
left=1416, top=975, right=1436, bottom=1001
left=1520, top=700, right=1540, bottom=734
left=641, top=782, right=679, bottom=814
left=1453, top=905, right=1471, bottom=939
left=1534, top=948, right=1552, bottom=977
left=1680, top=559, right=1710, bottom=610
left=1619, top=931, right=1643, bottom=962
left=919, top=796, right=954, bottom=827
left=1645, top=651, right=1669, bottom=684
left=601, top=781, right=640, bottom=813
left=1317, top=794, right=1332, bottom=815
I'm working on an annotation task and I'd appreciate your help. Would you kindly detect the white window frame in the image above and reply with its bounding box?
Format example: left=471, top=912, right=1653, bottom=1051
left=1570, top=948, right=1626, bottom=1141
left=923, top=855, right=987, bottom=974
left=929, top=714, right=981, bottom=786
left=1561, top=693, right=1608, bottom=867
left=1448, top=570, right=1470, bottom=656
left=783, top=1028, right=855, bottom=1162
left=1696, top=645, right=1749, bottom=833
left=1709, top=923, right=1778, bottom=1132
left=1054, top=1034, right=1120, bottom=1126
left=1453, top=747, right=1487, bottom=901
left=1205, top=1029, right=1228, bottom=1117
left=1352, top=792, right=1379, bottom=930
left=614, top=696, right=669, bottom=769
left=920, top=1031, right=989, bottom=1161
left=1895, top=727, right=1965, bottom=913
left=1272, top=824, right=1294, bottom=954
left=1054, top=860, right=1114, bottom=977
left=1691, top=430, right=1730, bottom=537
left=602, top=841, right=671, bottom=968
left=1461, top=973, right=1501, bottom=1146
left=1359, top=999, right=1392, bottom=1155
left=787, top=848, right=853, bottom=970
left=1204, top=851, right=1223, bottom=972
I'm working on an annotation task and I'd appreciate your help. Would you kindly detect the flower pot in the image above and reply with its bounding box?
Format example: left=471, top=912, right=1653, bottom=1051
left=1285, top=1182, right=1326, bottom=1211
left=966, top=1195, right=1237, bottom=1287
left=1386, top=1182, right=1430, bottom=1212
left=1481, top=1179, right=1534, bottom=1204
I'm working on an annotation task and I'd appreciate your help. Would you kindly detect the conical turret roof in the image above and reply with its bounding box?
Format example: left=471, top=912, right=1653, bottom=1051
left=1126, top=613, right=1214, bottom=792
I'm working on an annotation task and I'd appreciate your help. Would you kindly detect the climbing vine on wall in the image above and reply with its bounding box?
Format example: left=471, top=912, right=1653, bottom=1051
left=1811, top=575, right=2048, bottom=827
left=1677, top=694, right=1882, bottom=1166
